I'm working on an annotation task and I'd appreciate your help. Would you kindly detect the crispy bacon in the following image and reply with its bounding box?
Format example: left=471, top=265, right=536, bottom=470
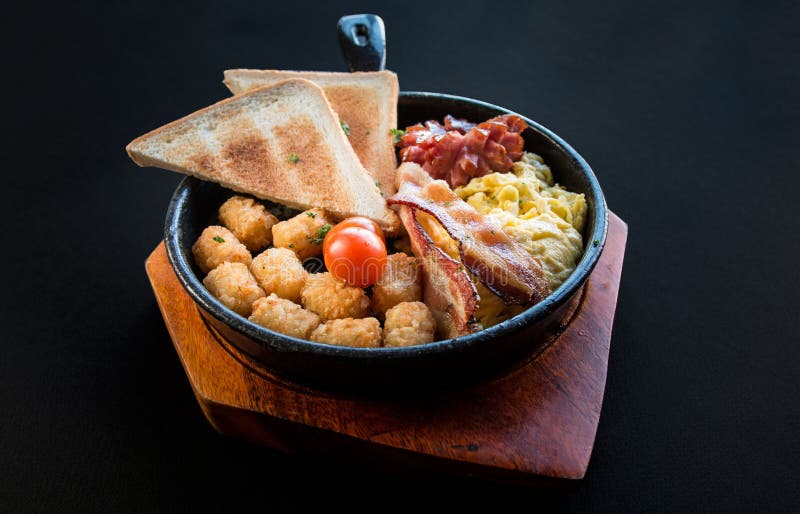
left=398, top=205, right=479, bottom=339
left=443, top=115, right=476, bottom=133
left=397, top=114, right=527, bottom=188
left=389, top=163, right=549, bottom=304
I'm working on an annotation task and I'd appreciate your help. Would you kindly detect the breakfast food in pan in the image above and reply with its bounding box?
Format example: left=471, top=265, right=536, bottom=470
left=301, top=271, right=371, bottom=321
left=271, top=208, right=334, bottom=261
left=383, top=301, right=436, bottom=347
left=192, top=226, right=252, bottom=274
left=202, top=261, right=265, bottom=317
left=390, top=162, right=549, bottom=304
left=251, top=247, right=308, bottom=303
left=397, top=114, right=526, bottom=188
left=249, top=294, right=320, bottom=340
left=456, top=152, right=586, bottom=289
left=127, top=70, right=588, bottom=347
left=370, top=252, right=422, bottom=318
left=310, top=317, right=382, bottom=348
left=218, top=196, right=278, bottom=252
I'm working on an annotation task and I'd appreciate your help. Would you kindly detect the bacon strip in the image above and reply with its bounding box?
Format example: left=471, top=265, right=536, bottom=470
left=389, top=163, right=549, bottom=304
left=398, top=114, right=527, bottom=188
left=398, top=205, right=479, bottom=339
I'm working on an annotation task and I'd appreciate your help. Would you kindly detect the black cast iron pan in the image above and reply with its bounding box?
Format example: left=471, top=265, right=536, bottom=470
left=164, top=14, right=608, bottom=395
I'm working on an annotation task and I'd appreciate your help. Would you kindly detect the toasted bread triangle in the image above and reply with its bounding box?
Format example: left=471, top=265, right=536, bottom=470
left=126, top=78, right=399, bottom=234
left=223, top=69, right=399, bottom=198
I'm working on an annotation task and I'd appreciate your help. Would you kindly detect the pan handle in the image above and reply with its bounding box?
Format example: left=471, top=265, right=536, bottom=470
left=337, top=14, right=386, bottom=72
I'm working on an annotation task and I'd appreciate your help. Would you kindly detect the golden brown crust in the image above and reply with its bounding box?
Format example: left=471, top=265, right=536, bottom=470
left=300, top=272, right=370, bottom=321
left=202, top=262, right=266, bottom=317
left=218, top=196, right=278, bottom=252
left=249, top=294, right=320, bottom=339
left=191, top=226, right=252, bottom=274
left=383, top=301, right=436, bottom=347
left=371, top=253, right=423, bottom=317
left=271, top=208, right=333, bottom=261
left=250, top=248, right=308, bottom=302
left=309, top=317, right=382, bottom=348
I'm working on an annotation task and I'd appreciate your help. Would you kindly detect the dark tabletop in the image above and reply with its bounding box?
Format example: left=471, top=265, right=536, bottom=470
left=3, top=1, right=799, bottom=512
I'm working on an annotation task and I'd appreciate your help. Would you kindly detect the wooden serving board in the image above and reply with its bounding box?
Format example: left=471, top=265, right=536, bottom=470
left=145, top=212, right=627, bottom=482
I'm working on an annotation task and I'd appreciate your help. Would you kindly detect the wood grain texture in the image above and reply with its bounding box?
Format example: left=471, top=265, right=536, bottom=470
left=145, top=212, right=627, bottom=481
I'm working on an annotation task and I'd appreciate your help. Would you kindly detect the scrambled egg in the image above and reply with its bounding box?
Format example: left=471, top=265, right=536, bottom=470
left=456, top=152, right=587, bottom=290
left=457, top=152, right=587, bottom=327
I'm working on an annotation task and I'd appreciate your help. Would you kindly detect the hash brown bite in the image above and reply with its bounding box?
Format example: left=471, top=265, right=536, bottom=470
left=218, top=195, right=278, bottom=252
left=250, top=247, right=308, bottom=303
left=272, top=208, right=333, bottom=261
left=301, top=272, right=370, bottom=321
left=202, top=262, right=265, bottom=317
left=383, top=301, right=436, bottom=347
left=249, top=294, right=320, bottom=339
left=192, top=226, right=252, bottom=274
left=310, top=318, right=382, bottom=348
left=371, top=252, right=423, bottom=318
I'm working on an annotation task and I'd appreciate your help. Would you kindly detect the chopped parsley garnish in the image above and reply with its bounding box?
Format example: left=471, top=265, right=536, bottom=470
left=444, top=201, right=453, bottom=207
left=310, top=223, right=332, bottom=245
left=289, top=152, right=300, bottom=163
left=212, top=236, right=225, bottom=243
left=306, top=211, right=317, bottom=218
left=518, top=200, right=524, bottom=208
left=288, top=243, right=295, bottom=249
left=375, top=180, right=381, bottom=189
left=340, top=120, right=351, bottom=136
left=390, top=128, right=405, bottom=144
left=592, top=239, right=600, bottom=247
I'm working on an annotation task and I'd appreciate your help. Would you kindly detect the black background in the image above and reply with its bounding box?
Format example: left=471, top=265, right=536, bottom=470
left=3, top=0, right=799, bottom=511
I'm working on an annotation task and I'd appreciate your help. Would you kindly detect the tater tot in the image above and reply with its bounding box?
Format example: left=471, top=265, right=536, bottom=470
left=310, top=318, right=382, bottom=348
left=271, top=208, right=333, bottom=261
left=192, top=226, right=252, bottom=274
left=301, top=272, right=370, bottom=321
left=202, top=262, right=265, bottom=317
left=383, top=301, right=436, bottom=347
left=249, top=294, right=320, bottom=339
left=250, top=248, right=308, bottom=302
left=371, top=253, right=423, bottom=317
left=218, top=195, right=278, bottom=252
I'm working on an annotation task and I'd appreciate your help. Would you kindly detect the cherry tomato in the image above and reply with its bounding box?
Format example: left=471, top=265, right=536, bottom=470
left=323, top=222, right=387, bottom=287
left=332, top=216, right=385, bottom=242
